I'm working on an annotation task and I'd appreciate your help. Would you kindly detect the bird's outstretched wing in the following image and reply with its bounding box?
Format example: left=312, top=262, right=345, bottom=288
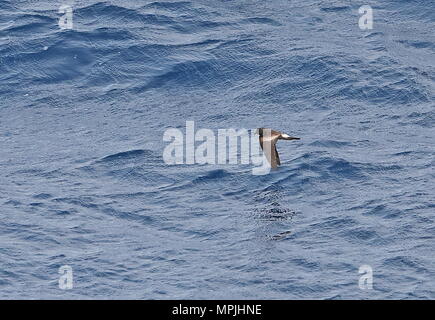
left=259, top=131, right=280, bottom=169
left=275, top=145, right=281, bottom=166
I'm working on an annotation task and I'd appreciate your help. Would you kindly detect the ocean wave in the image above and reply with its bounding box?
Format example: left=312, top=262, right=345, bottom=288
left=2, top=0, right=434, bottom=299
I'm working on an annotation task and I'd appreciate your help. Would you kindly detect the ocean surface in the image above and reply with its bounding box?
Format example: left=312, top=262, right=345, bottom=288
left=1, top=0, right=434, bottom=299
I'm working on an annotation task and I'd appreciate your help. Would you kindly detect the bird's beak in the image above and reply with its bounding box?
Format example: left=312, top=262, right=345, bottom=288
left=289, top=137, right=300, bottom=140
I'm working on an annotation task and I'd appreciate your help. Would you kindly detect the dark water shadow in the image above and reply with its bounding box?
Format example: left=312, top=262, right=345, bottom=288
left=250, top=184, right=300, bottom=240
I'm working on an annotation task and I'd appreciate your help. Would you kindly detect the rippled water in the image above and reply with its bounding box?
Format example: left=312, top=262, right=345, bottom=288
left=1, top=0, right=434, bottom=299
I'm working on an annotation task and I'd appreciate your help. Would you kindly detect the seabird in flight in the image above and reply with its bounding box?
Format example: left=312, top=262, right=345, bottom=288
left=255, top=128, right=300, bottom=169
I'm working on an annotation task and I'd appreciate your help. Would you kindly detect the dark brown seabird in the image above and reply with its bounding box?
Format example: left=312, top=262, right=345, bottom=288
left=255, top=128, right=300, bottom=169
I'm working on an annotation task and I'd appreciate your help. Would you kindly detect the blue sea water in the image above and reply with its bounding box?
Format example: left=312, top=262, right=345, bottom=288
left=0, top=0, right=434, bottom=299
